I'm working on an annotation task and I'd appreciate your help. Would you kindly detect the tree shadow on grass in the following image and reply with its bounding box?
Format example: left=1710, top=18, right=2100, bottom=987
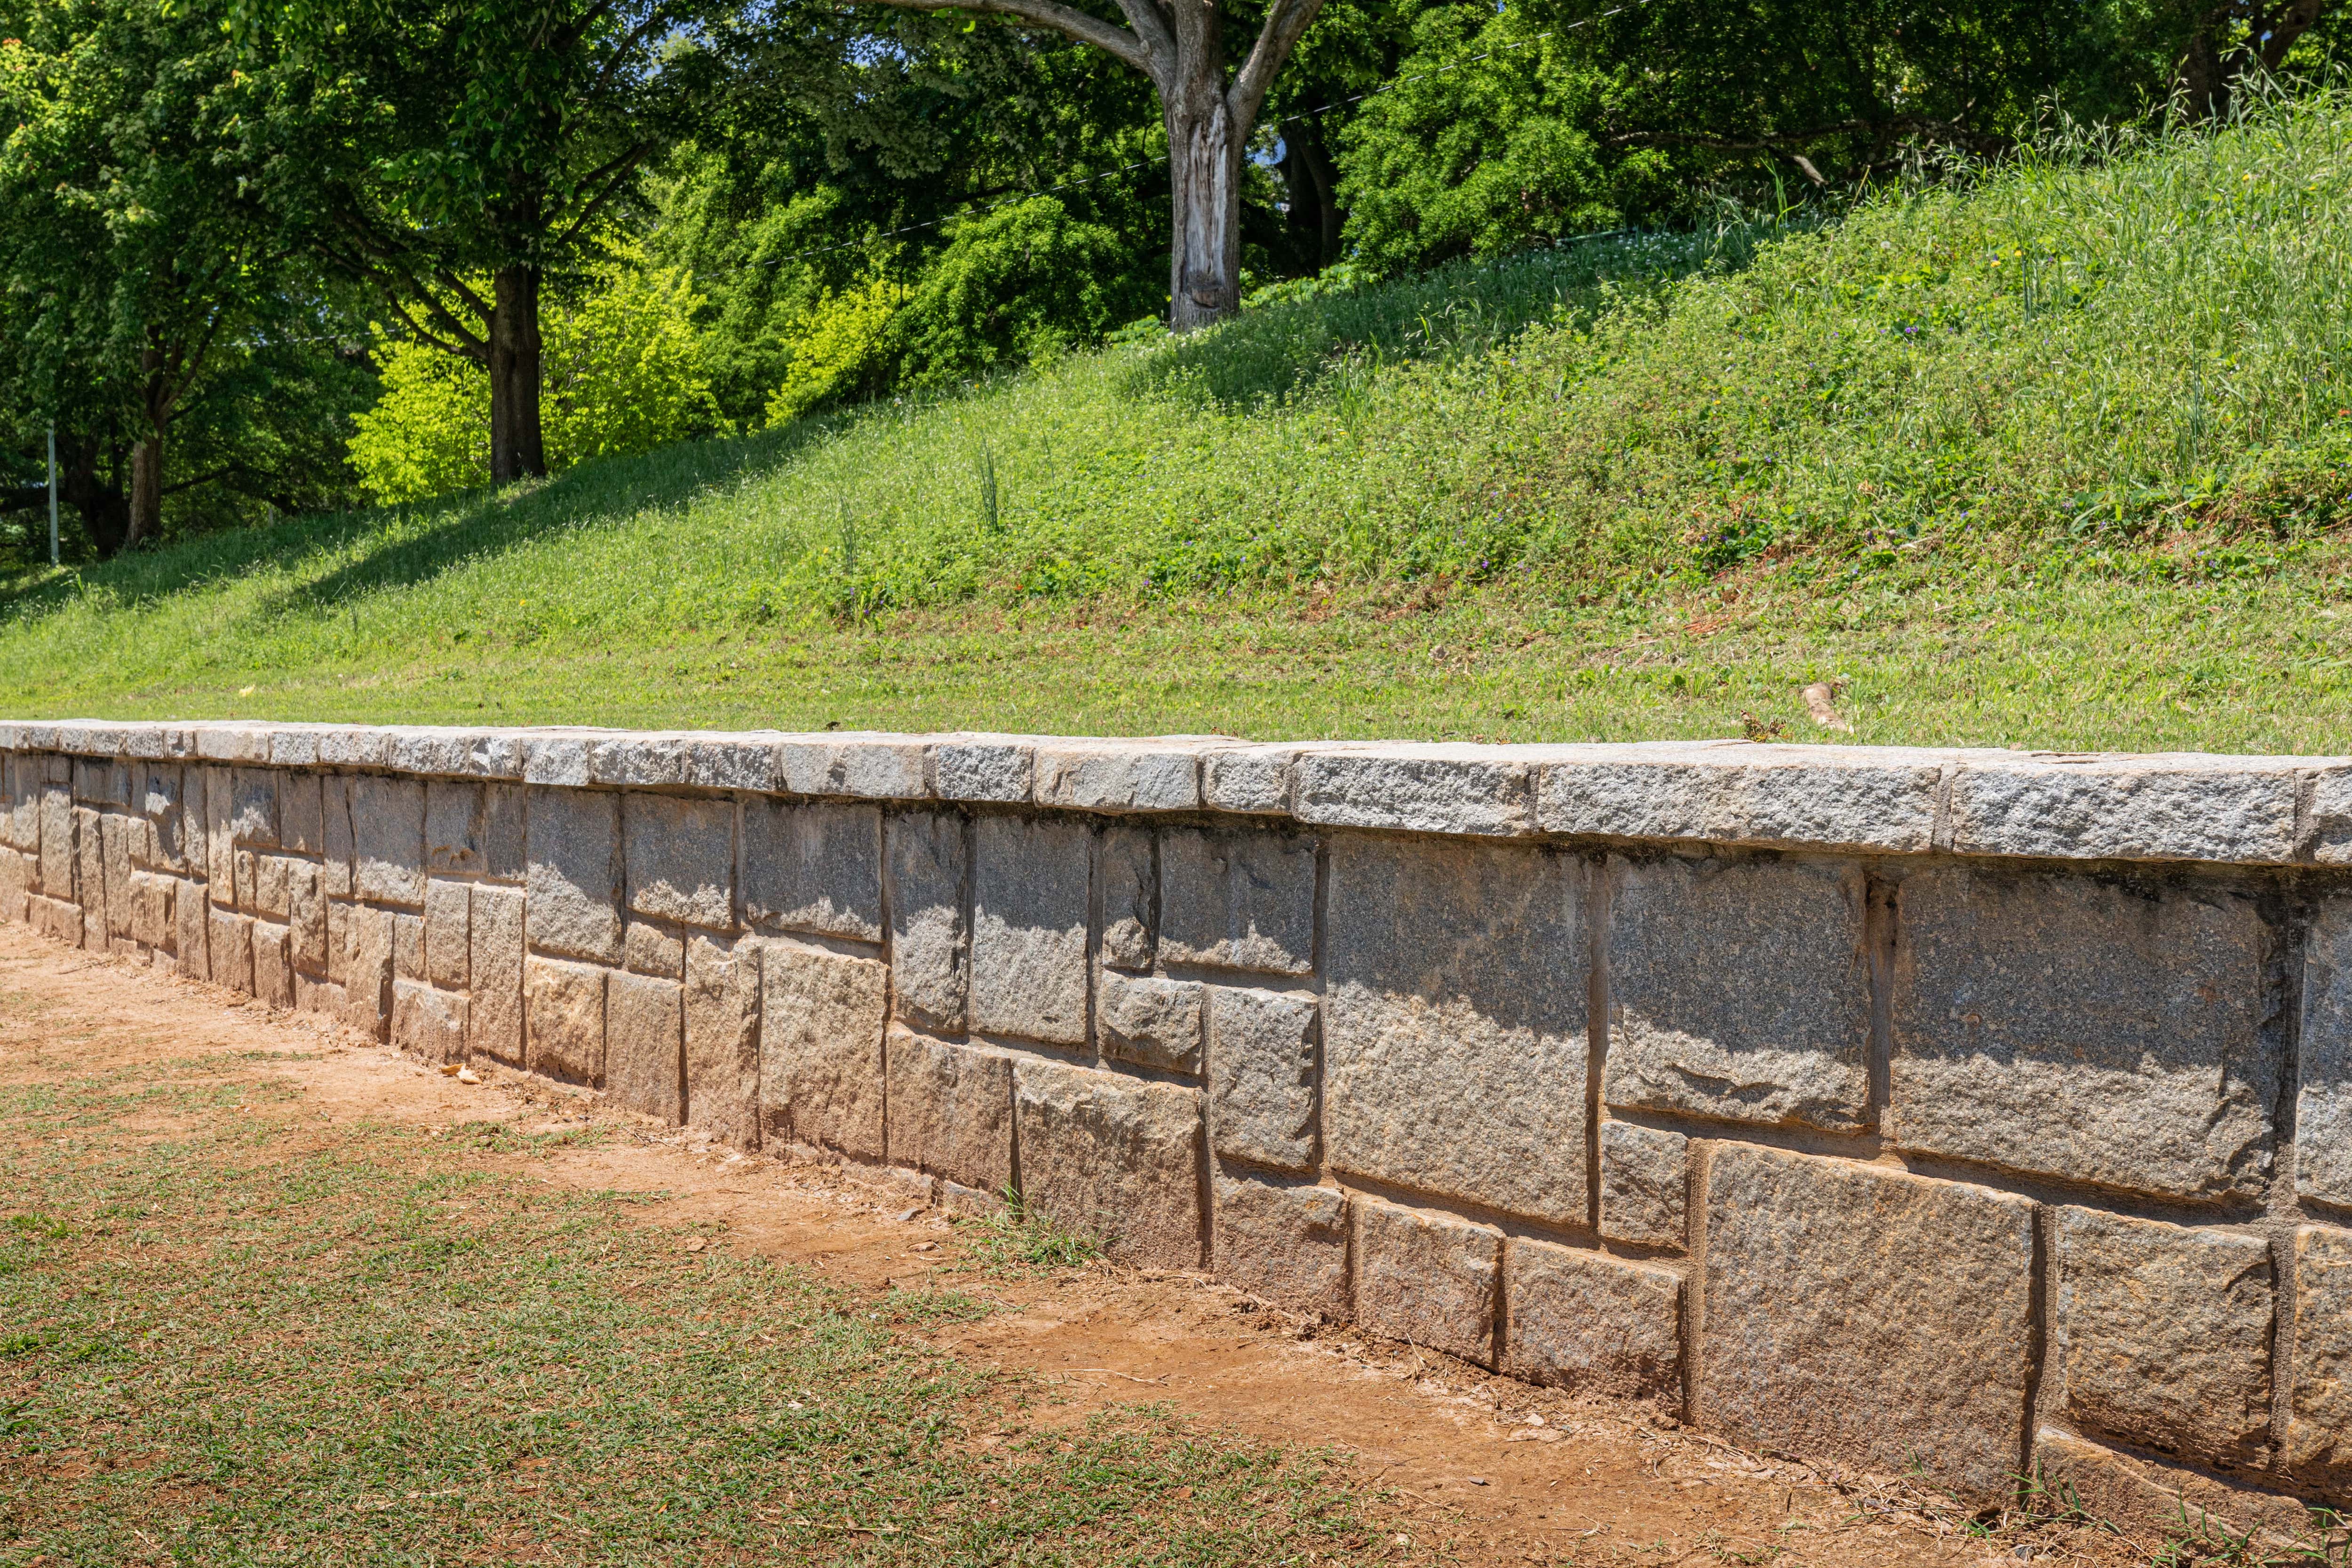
left=0, top=417, right=840, bottom=630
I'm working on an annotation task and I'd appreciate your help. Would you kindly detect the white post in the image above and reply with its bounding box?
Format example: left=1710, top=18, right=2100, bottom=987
left=46, top=424, right=58, bottom=566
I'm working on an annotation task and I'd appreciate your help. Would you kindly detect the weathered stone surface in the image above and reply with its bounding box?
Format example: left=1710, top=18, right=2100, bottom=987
left=1536, top=744, right=1943, bottom=852
left=1354, top=1199, right=1501, bottom=1366
left=1214, top=1174, right=1347, bottom=1318
left=933, top=738, right=1033, bottom=803
left=526, top=787, right=623, bottom=963
left=625, top=793, right=734, bottom=929
left=2032, top=1429, right=2314, bottom=1545
left=1202, top=745, right=1300, bottom=815
left=2290, top=1224, right=2352, bottom=1483
left=1035, top=741, right=1204, bottom=811
left=73, top=808, right=105, bottom=946
left=2056, top=1208, right=2274, bottom=1468
left=248, top=852, right=291, bottom=918
left=100, top=813, right=132, bottom=937
left=1099, top=824, right=1155, bottom=970
left=1949, top=754, right=2302, bottom=864
left=252, top=921, right=295, bottom=1010
left=884, top=811, right=966, bottom=1032
left=759, top=941, right=888, bottom=1159
left=1296, top=746, right=1535, bottom=837
left=1701, top=1146, right=2035, bottom=1502
left=294, top=974, right=346, bottom=1019
left=279, top=772, right=323, bottom=856
left=174, top=875, right=207, bottom=979
left=342, top=903, right=394, bottom=1037
left=1599, top=1121, right=1687, bottom=1248
left=424, top=781, right=486, bottom=873
left=741, top=798, right=882, bottom=942
left=229, top=848, right=256, bottom=913
left=423, top=879, right=469, bottom=990
left=142, top=764, right=189, bottom=872
left=1097, top=971, right=1203, bottom=1075
left=350, top=776, right=426, bottom=905
left=392, top=978, right=467, bottom=1060
left=606, top=971, right=684, bottom=1123
left=1013, top=1057, right=1203, bottom=1267
left=1889, top=866, right=2276, bottom=1199
left=2296, top=897, right=2352, bottom=1206
left=884, top=1029, right=1013, bottom=1194
left=970, top=815, right=1089, bottom=1045
left=39, top=783, right=73, bottom=899
left=29, top=892, right=79, bottom=946
left=775, top=734, right=928, bottom=800
left=289, top=861, right=326, bottom=972
left=683, top=933, right=760, bottom=1148
left=525, top=956, right=606, bottom=1084
left=587, top=733, right=690, bottom=788
left=1207, top=986, right=1317, bottom=1172
left=1324, top=834, right=1586, bottom=1224
left=0, top=846, right=27, bottom=925
left=320, top=775, right=353, bottom=896
left=393, top=911, right=425, bottom=983
left=1605, top=854, right=1871, bottom=1131
left=682, top=733, right=782, bottom=794
left=1502, top=1241, right=1683, bottom=1407
left=208, top=907, right=254, bottom=994
left=1159, top=828, right=1316, bottom=976
left=469, top=885, right=526, bottom=1066
left=623, top=919, right=683, bottom=978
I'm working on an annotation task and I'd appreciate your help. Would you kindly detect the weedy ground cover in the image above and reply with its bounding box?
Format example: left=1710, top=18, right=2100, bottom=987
left=3, top=92, right=2352, bottom=749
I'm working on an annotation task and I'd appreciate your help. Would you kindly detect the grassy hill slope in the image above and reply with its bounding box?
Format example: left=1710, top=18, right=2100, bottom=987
left=7, top=94, right=2352, bottom=751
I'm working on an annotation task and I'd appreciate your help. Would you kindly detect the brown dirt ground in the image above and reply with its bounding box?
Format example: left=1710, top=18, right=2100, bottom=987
left=0, top=924, right=2156, bottom=1567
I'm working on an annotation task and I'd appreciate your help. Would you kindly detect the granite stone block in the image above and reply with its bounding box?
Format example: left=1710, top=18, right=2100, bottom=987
left=1605, top=854, right=1872, bottom=1131
left=1159, top=827, right=1316, bottom=975
left=741, top=798, right=882, bottom=942
left=625, top=793, right=734, bottom=930
left=342, top=903, right=394, bottom=1037
left=683, top=933, right=760, bottom=1147
left=350, top=776, right=427, bottom=906
left=2290, top=1224, right=2352, bottom=1482
left=392, top=978, right=466, bottom=1060
left=526, top=787, right=623, bottom=963
left=1214, top=1174, right=1348, bottom=1318
left=1296, top=746, right=1535, bottom=836
left=1013, top=1057, right=1202, bottom=1267
left=525, top=956, right=607, bottom=1084
left=1599, top=1121, right=1687, bottom=1248
left=1949, top=755, right=2302, bottom=864
left=759, top=940, right=888, bottom=1159
left=884, top=1029, right=1013, bottom=1194
left=1354, top=1199, right=1501, bottom=1366
left=252, top=921, right=294, bottom=1010
left=2295, top=896, right=2352, bottom=1205
left=606, top=971, right=684, bottom=1123
left=1097, top=971, right=1203, bottom=1075
left=1538, top=745, right=1942, bottom=852
left=469, top=884, right=526, bottom=1066
left=1099, top=823, right=1155, bottom=970
left=1324, top=834, right=1586, bottom=1224
left=970, top=815, right=1090, bottom=1045
left=208, top=907, right=254, bottom=995
left=885, top=810, right=967, bottom=1032
left=289, top=860, right=326, bottom=973
left=623, top=919, right=683, bottom=978
left=1207, top=986, right=1318, bottom=1172
left=425, top=781, right=487, bottom=873
left=280, top=772, right=324, bottom=855
left=424, top=878, right=470, bottom=990
left=1502, top=1241, right=1682, bottom=1408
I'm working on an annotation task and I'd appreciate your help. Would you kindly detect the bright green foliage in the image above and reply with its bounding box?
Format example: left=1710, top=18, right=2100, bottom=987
left=351, top=267, right=720, bottom=503
left=764, top=276, right=910, bottom=426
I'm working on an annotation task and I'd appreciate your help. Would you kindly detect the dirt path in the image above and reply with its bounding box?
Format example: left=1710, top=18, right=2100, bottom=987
left=0, top=924, right=2139, bottom=1567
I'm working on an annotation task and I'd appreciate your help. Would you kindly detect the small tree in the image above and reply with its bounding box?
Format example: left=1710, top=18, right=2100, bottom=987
left=842, top=0, right=1334, bottom=331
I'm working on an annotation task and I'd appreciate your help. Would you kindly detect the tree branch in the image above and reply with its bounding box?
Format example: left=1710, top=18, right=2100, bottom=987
left=861, top=0, right=1155, bottom=74
left=1609, top=116, right=2010, bottom=157
left=1230, top=0, right=1328, bottom=131
left=162, top=465, right=234, bottom=497
left=552, top=142, right=652, bottom=246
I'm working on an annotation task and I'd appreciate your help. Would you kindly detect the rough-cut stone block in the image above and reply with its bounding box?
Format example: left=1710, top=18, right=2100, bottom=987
left=1013, top=1058, right=1202, bottom=1267
left=521, top=732, right=594, bottom=788
left=253, top=853, right=294, bottom=919
left=970, top=815, right=1089, bottom=1045
left=1207, top=987, right=1317, bottom=1172
left=279, top=773, right=323, bottom=856
left=1355, top=1199, right=1501, bottom=1365
left=72, top=807, right=105, bottom=946
left=885, top=811, right=966, bottom=1032
left=683, top=934, right=760, bottom=1148
left=423, top=879, right=470, bottom=990
left=1097, top=971, right=1203, bottom=1075
left=175, top=876, right=207, bottom=979
left=933, top=738, right=1033, bottom=803
left=252, top=922, right=294, bottom=1010
left=1702, top=1146, right=2035, bottom=1502
left=587, top=733, right=689, bottom=788
left=2032, top=1429, right=2314, bottom=1545
left=525, top=957, right=606, bottom=1084
left=2297, top=897, right=2352, bottom=1206
left=1599, top=1121, right=1687, bottom=1248
left=30, top=893, right=79, bottom=945
left=393, top=978, right=467, bottom=1061
left=0, top=847, right=34, bottom=925
left=99, top=814, right=132, bottom=937
left=1949, top=755, right=2301, bottom=864
left=759, top=941, right=888, bottom=1158
left=350, top=776, right=426, bottom=906
left=208, top=908, right=254, bottom=994
left=289, top=861, right=325, bottom=973
left=2056, top=1208, right=2274, bottom=1468
left=606, top=971, right=683, bottom=1123
left=623, top=919, right=683, bottom=978
left=526, top=788, right=623, bottom=963
left=229, top=848, right=256, bottom=913
left=40, top=784, right=72, bottom=898
left=1324, top=834, right=1586, bottom=1224
left=625, top=793, right=734, bottom=930
left=777, top=734, right=928, bottom=799
left=295, top=975, right=346, bottom=1018
left=682, top=733, right=781, bottom=794
left=343, top=903, right=393, bottom=1037
left=1202, top=745, right=1300, bottom=815
left=1502, top=1241, right=1682, bottom=1408
left=1537, top=744, right=1942, bottom=852
left=72, top=757, right=127, bottom=807
left=393, top=911, right=425, bottom=983
left=1214, top=1174, right=1347, bottom=1318
left=1296, top=746, right=1534, bottom=836
left=141, top=764, right=188, bottom=872
left=1160, top=827, right=1316, bottom=976
left=469, top=885, right=525, bottom=1066
left=320, top=776, right=352, bottom=896
left=1889, top=866, right=2276, bottom=1199
left=741, top=799, right=881, bottom=942
left=2291, top=1224, right=2352, bottom=1482
left=1034, top=741, right=1202, bottom=812
left=1099, top=824, right=1155, bottom=970
left=1605, top=855, right=1871, bottom=1131
left=424, top=781, right=485, bottom=872
left=885, top=1029, right=1013, bottom=1194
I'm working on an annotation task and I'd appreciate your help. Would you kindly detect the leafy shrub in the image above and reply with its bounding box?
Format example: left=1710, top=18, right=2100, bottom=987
left=763, top=276, right=909, bottom=426
left=350, top=265, right=722, bottom=503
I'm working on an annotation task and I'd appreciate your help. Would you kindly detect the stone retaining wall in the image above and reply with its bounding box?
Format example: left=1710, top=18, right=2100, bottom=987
left=5, top=720, right=2351, bottom=1529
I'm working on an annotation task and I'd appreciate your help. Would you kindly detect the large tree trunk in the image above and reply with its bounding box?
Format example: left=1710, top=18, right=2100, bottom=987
left=56, top=436, right=129, bottom=558
left=123, top=345, right=170, bottom=553
left=1293, top=117, right=1344, bottom=268
left=488, top=265, right=548, bottom=484
left=2177, top=0, right=2324, bottom=120
left=1165, top=10, right=1242, bottom=334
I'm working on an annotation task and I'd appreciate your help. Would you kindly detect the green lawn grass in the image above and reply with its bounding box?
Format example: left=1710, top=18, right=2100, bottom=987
left=5, top=92, right=2352, bottom=751
left=0, top=1051, right=1375, bottom=1565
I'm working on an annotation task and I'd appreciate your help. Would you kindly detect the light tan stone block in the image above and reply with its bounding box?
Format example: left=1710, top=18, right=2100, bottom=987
left=525, top=956, right=606, bottom=1084
left=1013, top=1057, right=1202, bottom=1268
left=970, top=815, right=1090, bottom=1045
left=683, top=933, right=759, bottom=1148
left=424, top=878, right=470, bottom=990
left=1097, top=971, right=1202, bottom=1075
left=606, top=971, right=683, bottom=1123
left=759, top=941, right=888, bottom=1159
left=622, top=919, right=683, bottom=978
left=624, top=793, right=734, bottom=930
left=1599, top=1121, right=1687, bottom=1248
left=1355, top=1198, right=1500, bottom=1366
left=2291, top=1224, right=2352, bottom=1488
left=1502, top=1240, right=1681, bottom=1408
left=884, top=1029, right=1012, bottom=1195
left=468, top=885, right=526, bottom=1067
left=1214, top=1174, right=1347, bottom=1319
left=208, top=907, right=254, bottom=995
left=393, top=978, right=468, bottom=1061
left=252, top=922, right=294, bottom=1010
